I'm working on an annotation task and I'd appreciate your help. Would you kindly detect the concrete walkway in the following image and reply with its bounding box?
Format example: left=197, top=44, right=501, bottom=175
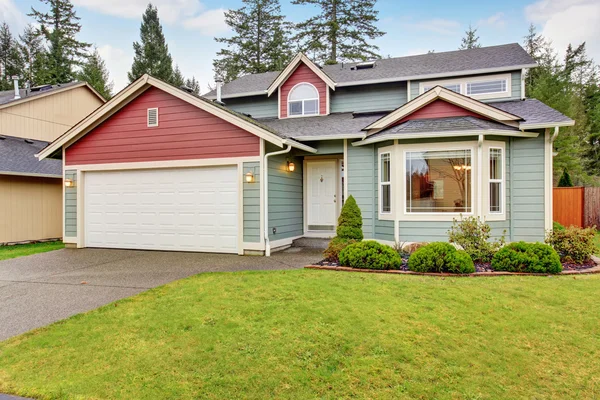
left=0, top=247, right=321, bottom=341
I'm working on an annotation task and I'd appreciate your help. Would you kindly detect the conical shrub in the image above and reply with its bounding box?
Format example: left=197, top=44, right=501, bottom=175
left=336, top=195, right=363, bottom=240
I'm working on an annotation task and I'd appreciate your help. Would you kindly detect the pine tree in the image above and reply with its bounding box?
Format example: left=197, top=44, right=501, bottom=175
left=557, top=169, right=574, bottom=187
left=128, top=3, right=174, bottom=83
left=213, top=0, right=292, bottom=82
left=29, top=0, right=90, bottom=84
left=0, top=23, right=23, bottom=90
left=184, top=76, right=200, bottom=95
left=171, top=64, right=184, bottom=87
left=18, top=24, right=47, bottom=86
left=292, top=0, right=385, bottom=65
left=459, top=24, right=481, bottom=50
left=77, top=47, right=113, bottom=100
left=523, top=24, right=546, bottom=90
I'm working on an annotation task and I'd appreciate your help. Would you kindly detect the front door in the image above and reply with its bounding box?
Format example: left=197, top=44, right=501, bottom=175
left=307, top=160, right=337, bottom=231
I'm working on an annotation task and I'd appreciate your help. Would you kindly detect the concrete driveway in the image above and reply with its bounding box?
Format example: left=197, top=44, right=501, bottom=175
left=0, top=247, right=321, bottom=341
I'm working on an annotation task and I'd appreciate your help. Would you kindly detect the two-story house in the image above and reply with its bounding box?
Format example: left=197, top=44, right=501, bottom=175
left=37, top=43, right=573, bottom=255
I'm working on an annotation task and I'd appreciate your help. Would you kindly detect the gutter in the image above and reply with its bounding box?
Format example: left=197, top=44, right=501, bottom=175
left=352, top=129, right=539, bottom=146
left=263, top=145, right=292, bottom=256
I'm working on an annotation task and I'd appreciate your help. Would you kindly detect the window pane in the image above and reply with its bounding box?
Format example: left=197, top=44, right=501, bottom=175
left=289, top=101, right=302, bottom=116
left=423, top=83, right=461, bottom=93
left=406, top=150, right=472, bottom=213
left=381, top=153, right=390, bottom=182
left=490, top=148, right=502, bottom=180
left=304, top=99, right=318, bottom=115
left=490, top=182, right=501, bottom=213
left=382, top=184, right=391, bottom=213
left=289, top=83, right=318, bottom=100
left=467, top=79, right=507, bottom=95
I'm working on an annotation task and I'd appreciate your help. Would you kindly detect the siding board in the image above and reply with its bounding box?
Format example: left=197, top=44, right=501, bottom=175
left=243, top=161, right=261, bottom=243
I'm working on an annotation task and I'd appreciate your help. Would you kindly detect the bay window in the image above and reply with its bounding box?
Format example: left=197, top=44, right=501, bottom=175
left=405, top=149, right=472, bottom=214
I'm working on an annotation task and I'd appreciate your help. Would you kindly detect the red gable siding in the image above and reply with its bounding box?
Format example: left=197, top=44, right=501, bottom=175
left=65, top=87, right=260, bottom=165
left=395, top=99, right=488, bottom=125
left=280, top=63, right=327, bottom=118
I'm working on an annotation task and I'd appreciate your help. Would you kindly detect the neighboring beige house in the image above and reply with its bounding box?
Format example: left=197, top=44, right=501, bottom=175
left=0, top=82, right=105, bottom=243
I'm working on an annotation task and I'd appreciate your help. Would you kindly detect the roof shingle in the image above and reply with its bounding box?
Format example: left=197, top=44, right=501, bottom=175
left=0, top=135, right=62, bottom=176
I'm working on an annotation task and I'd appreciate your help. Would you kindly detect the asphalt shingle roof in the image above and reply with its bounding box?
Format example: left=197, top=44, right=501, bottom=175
left=491, top=98, right=573, bottom=126
left=378, top=116, right=518, bottom=137
left=0, top=82, right=83, bottom=107
left=0, top=135, right=62, bottom=176
left=208, top=43, right=536, bottom=98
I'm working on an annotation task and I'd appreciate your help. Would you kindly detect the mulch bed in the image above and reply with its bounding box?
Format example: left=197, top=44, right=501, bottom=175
left=311, top=256, right=600, bottom=277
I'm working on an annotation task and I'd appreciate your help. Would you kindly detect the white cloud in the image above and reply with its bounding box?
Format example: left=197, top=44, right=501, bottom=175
left=525, top=0, right=600, bottom=63
left=97, top=44, right=131, bottom=93
left=73, top=0, right=228, bottom=35
left=182, top=9, right=228, bottom=36
left=477, top=12, right=506, bottom=28
left=0, top=0, right=28, bottom=32
left=404, top=19, right=461, bottom=35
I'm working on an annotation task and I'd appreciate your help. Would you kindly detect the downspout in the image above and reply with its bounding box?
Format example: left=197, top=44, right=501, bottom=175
left=263, top=144, right=292, bottom=256
left=509, top=137, right=514, bottom=242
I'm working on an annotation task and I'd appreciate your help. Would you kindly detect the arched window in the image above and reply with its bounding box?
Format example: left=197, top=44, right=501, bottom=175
left=288, top=83, right=319, bottom=116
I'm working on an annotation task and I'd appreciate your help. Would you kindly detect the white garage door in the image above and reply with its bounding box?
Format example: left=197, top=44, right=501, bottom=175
left=84, top=166, right=238, bottom=253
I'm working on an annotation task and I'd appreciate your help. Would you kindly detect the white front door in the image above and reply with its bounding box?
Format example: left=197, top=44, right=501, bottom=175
left=307, top=160, right=337, bottom=230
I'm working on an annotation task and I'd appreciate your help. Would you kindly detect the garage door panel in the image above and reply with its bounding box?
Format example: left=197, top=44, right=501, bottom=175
left=84, top=166, right=239, bottom=253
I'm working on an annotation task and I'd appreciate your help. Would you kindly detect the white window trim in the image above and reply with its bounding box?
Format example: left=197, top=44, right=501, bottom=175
left=379, top=150, right=393, bottom=218
left=400, top=141, right=478, bottom=222
left=147, top=107, right=158, bottom=127
left=287, top=82, right=320, bottom=118
left=484, top=141, right=506, bottom=221
left=418, top=73, right=512, bottom=100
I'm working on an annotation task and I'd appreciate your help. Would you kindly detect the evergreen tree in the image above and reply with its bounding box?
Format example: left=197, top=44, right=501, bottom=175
left=18, top=24, right=47, bottom=86
left=459, top=24, right=481, bottom=50
left=0, top=23, right=23, bottom=90
left=523, top=24, right=546, bottom=90
left=77, top=47, right=113, bottom=100
left=557, top=169, right=574, bottom=187
left=184, top=76, right=200, bottom=95
left=171, top=64, right=184, bottom=87
left=292, top=0, right=385, bottom=65
left=213, top=0, right=292, bottom=82
left=128, top=3, right=174, bottom=83
left=29, top=0, right=90, bottom=84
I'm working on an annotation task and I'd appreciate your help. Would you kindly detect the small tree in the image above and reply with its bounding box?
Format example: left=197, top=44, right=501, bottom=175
left=336, top=195, right=363, bottom=240
left=459, top=24, right=481, bottom=50
left=557, top=168, right=574, bottom=187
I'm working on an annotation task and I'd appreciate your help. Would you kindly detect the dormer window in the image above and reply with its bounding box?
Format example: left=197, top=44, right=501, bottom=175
left=288, top=83, right=319, bottom=117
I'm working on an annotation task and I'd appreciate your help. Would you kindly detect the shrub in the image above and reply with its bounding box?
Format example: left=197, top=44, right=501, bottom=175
left=336, top=195, right=363, bottom=240
left=545, top=225, right=596, bottom=264
left=323, top=237, right=358, bottom=263
left=552, top=221, right=565, bottom=231
left=408, top=242, right=475, bottom=274
left=557, top=168, right=574, bottom=187
left=491, top=242, right=562, bottom=274
left=448, top=216, right=505, bottom=262
left=339, top=241, right=401, bottom=270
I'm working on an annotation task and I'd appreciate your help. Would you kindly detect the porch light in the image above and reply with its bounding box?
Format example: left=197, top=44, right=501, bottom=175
left=453, top=165, right=472, bottom=171
left=64, top=179, right=75, bottom=188
left=245, top=171, right=255, bottom=183
left=287, top=161, right=295, bottom=172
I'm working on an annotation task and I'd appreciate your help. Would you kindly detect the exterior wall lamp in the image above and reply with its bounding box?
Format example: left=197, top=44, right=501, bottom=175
left=64, top=179, right=75, bottom=188
left=245, top=171, right=255, bottom=183
left=287, top=161, right=295, bottom=172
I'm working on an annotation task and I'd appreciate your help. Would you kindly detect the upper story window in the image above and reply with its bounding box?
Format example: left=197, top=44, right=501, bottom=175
left=288, top=83, right=319, bottom=117
left=420, top=73, right=511, bottom=100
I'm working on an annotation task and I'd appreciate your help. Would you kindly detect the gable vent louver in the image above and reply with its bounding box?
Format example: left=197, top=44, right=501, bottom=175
left=147, top=108, right=158, bottom=127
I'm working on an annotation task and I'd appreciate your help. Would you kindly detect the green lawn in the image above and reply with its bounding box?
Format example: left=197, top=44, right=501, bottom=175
left=0, top=241, right=64, bottom=261
left=1, top=270, right=599, bottom=399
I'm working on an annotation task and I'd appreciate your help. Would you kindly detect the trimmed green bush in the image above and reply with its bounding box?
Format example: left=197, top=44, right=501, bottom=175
left=545, top=225, right=596, bottom=264
left=339, top=241, right=401, bottom=270
left=408, top=242, right=475, bottom=274
left=448, top=216, right=505, bottom=262
left=336, top=195, right=363, bottom=240
left=323, top=237, right=358, bottom=263
left=491, top=242, right=562, bottom=274
left=552, top=221, right=565, bottom=231
left=557, top=169, right=574, bottom=187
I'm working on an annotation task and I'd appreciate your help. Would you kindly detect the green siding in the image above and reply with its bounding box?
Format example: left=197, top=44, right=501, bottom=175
left=347, top=142, right=375, bottom=238
left=65, top=170, right=77, bottom=237
left=301, top=139, right=344, bottom=155
left=243, top=161, right=261, bottom=243
left=331, top=81, right=407, bottom=113
left=410, top=70, right=522, bottom=103
left=267, top=146, right=303, bottom=241
left=225, top=95, right=278, bottom=119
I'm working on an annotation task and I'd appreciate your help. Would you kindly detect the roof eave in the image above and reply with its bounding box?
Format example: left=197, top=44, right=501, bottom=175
left=293, top=133, right=367, bottom=141
left=0, top=171, right=62, bottom=178
left=353, top=129, right=539, bottom=146
left=519, top=120, right=575, bottom=130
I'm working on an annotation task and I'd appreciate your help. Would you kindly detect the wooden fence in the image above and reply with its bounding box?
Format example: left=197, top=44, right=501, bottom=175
left=553, top=187, right=600, bottom=228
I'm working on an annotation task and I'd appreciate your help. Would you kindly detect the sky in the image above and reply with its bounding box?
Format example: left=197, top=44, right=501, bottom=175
left=1, top=0, right=598, bottom=95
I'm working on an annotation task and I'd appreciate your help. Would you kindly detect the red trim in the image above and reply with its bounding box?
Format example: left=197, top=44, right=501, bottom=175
left=280, top=63, right=327, bottom=118
left=394, top=99, right=489, bottom=125
left=65, top=87, right=260, bottom=165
